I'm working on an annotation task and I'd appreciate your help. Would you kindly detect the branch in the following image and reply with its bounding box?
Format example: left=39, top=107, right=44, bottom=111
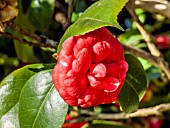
left=122, top=44, right=160, bottom=67
left=68, top=103, right=170, bottom=123
left=65, top=0, right=74, bottom=29
left=7, top=22, right=40, bottom=41
left=126, top=0, right=170, bottom=80
left=55, top=1, right=67, bottom=28
left=135, top=0, right=170, bottom=19
left=55, top=1, right=67, bottom=13
left=126, top=1, right=160, bottom=57
left=0, top=31, right=56, bottom=48
left=1, top=21, right=59, bottom=48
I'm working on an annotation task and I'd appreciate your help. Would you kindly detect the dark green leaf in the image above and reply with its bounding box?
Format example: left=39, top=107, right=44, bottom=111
left=125, top=54, right=147, bottom=100
left=19, top=70, right=68, bottom=128
left=58, top=0, right=128, bottom=52
left=28, top=0, right=55, bottom=31
left=0, top=64, right=54, bottom=119
left=118, top=81, right=139, bottom=113
left=118, top=54, right=147, bottom=113
left=21, top=0, right=32, bottom=14
left=16, top=0, right=35, bottom=31
left=164, top=50, right=170, bottom=63
left=75, top=0, right=88, bottom=12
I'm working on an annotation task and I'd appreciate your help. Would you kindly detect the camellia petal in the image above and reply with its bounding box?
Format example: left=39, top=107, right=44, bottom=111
left=52, top=27, right=128, bottom=108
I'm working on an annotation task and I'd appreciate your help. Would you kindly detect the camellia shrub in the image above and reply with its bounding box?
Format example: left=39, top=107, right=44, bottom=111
left=1, top=0, right=170, bottom=128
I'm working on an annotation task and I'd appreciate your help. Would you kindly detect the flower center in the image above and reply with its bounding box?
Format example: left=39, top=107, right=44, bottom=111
left=89, top=63, right=106, bottom=78
left=88, top=63, right=120, bottom=92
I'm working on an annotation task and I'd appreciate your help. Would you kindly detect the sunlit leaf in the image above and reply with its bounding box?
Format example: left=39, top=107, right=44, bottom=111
left=19, top=70, right=68, bottom=128
left=0, top=103, right=19, bottom=128
left=0, top=64, right=54, bottom=118
left=58, top=0, right=128, bottom=52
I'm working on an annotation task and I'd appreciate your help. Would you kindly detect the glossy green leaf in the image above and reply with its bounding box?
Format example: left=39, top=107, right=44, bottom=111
left=28, top=0, right=55, bottom=31
left=19, top=70, right=68, bottom=128
left=0, top=103, right=19, bottom=128
left=118, top=54, right=147, bottom=113
left=125, top=54, right=147, bottom=100
left=118, top=81, right=139, bottom=113
left=0, top=64, right=54, bottom=119
left=58, top=0, right=128, bottom=52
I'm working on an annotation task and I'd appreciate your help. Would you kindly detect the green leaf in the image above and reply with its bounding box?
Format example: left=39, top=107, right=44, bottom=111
left=87, top=120, right=131, bottom=128
left=138, top=57, right=152, bottom=70
left=14, top=40, right=38, bottom=63
left=14, top=0, right=39, bottom=63
left=118, top=54, right=147, bottom=113
left=0, top=103, right=19, bottom=128
left=15, top=0, right=35, bottom=31
left=125, top=54, right=147, bottom=99
left=118, top=81, right=139, bottom=113
left=124, top=35, right=143, bottom=46
left=28, top=0, right=55, bottom=31
left=164, top=50, right=170, bottom=63
left=19, top=70, right=68, bottom=128
left=58, top=0, right=129, bottom=52
left=75, top=0, right=88, bottom=12
left=0, top=64, right=54, bottom=119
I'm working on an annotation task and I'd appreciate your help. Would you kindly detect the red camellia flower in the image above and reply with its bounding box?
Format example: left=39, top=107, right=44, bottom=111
left=155, top=35, right=170, bottom=48
left=52, top=27, right=128, bottom=108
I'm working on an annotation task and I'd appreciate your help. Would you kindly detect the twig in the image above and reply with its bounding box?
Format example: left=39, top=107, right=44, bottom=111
left=55, top=1, right=67, bottom=28
left=65, top=0, right=74, bottom=29
left=55, top=1, right=67, bottom=13
left=7, top=22, right=41, bottom=41
left=122, top=44, right=159, bottom=67
left=67, top=103, right=170, bottom=123
left=3, top=21, right=59, bottom=48
left=126, top=0, right=170, bottom=80
left=135, top=0, right=170, bottom=19
left=123, top=44, right=170, bottom=81
left=126, top=0, right=160, bottom=57
left=0, top=31, right=56, bottom=48
left=0, top=21, right=4, bottom=32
